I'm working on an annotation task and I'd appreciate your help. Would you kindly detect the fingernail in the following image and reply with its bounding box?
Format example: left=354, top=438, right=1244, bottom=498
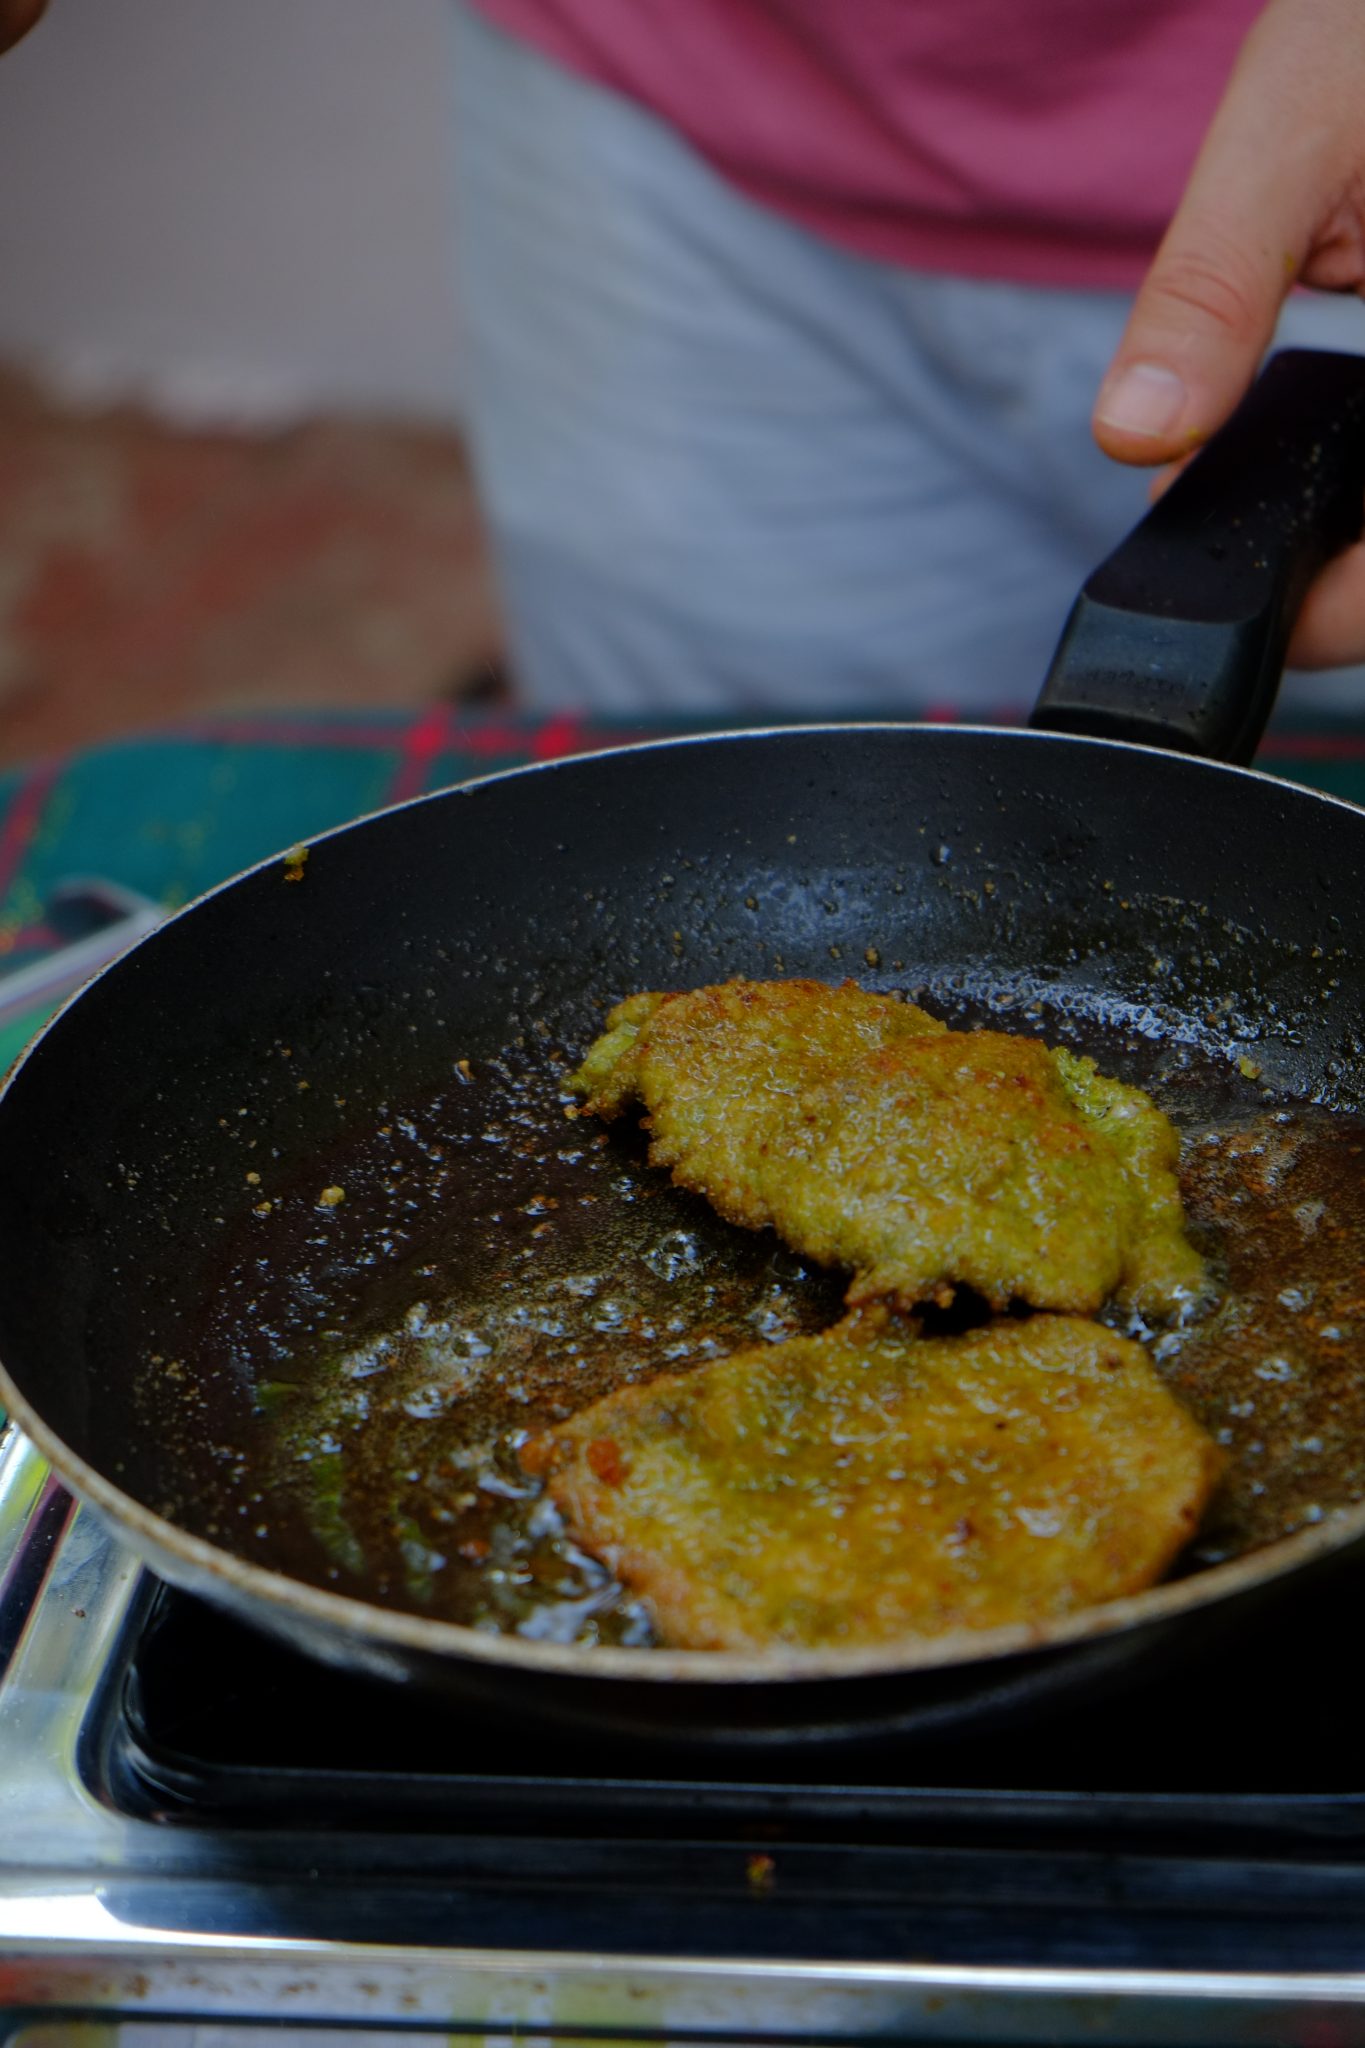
left=1096, top=362, right=1188, bottom=439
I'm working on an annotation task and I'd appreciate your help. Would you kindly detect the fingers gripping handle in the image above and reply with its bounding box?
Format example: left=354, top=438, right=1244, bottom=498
left=1031, top=349, right=1365, bottom=763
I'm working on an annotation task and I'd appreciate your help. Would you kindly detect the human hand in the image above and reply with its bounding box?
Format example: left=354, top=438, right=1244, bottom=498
left=1092, top=0, right=1365, bottom=668
left=0, top=0, right=46, bottom=53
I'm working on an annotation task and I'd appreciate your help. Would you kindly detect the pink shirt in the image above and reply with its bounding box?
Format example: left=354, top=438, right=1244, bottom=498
left=467, top=0, right=1263, bottom=290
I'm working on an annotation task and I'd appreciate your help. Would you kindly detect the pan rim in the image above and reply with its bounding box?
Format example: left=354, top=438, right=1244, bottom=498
left=2, top=719, right=1363, bottom=1688
left=2, top=716, right=1360, bottom=1108
left=4, top=1371, right=1362, bottom=1685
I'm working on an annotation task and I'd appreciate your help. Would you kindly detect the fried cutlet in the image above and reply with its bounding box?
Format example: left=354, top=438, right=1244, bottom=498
left=524, top=1309, right=1222, bottom=1652
left=571, top=978, right=1206, bottom=1318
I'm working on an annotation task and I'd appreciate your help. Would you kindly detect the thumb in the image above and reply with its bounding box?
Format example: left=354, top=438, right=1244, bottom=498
left=1093, top=8, right=1332, bottom=465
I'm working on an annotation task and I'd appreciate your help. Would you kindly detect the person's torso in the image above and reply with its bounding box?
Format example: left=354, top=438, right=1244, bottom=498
left=465, top=0, right=1265, bottom=287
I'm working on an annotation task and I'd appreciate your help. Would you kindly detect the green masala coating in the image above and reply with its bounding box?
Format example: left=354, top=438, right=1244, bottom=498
left=571, top=978, right=1207, bottom=1318
left=526, top=1308, right=1221, bottom=1652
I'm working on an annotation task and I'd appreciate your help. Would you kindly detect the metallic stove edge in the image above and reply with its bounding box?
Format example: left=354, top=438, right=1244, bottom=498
left=8, top=1424, right=1365, bottom=2043
left=5, top=1937, right=1365, bottom=2045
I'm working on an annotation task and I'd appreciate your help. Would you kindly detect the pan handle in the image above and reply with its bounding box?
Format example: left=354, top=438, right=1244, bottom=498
left=1030, top=348, right=1365, bottom=764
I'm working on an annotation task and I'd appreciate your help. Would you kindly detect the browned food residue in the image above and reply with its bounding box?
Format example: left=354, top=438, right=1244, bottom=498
left=137, top=1005, right=1365, bottom=1651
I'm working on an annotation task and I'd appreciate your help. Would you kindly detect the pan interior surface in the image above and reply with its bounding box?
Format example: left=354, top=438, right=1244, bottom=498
left=3, top=726, right=1365, bottom=1684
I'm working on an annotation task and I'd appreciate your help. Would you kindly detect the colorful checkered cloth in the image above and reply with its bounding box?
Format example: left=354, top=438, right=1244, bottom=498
left=0, top=709, right=653, bottom=968
left=5, top=702, right=1365, bottom=984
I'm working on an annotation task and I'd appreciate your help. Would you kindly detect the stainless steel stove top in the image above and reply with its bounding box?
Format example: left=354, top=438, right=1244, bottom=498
left=6, top=1416, right=1365, bottom=2046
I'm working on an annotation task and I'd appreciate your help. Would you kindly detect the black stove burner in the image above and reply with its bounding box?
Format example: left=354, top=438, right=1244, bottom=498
left=93, top=1561, right=1365, bottom=1852
left=71, top=1563, right=1365, bottom=1975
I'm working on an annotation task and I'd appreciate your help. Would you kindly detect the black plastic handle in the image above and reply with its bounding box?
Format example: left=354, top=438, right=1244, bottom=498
left=1030, top=348, right=1365, bottom=763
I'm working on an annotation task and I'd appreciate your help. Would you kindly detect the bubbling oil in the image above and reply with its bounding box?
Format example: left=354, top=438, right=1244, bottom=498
left=1126, top=1105, right=1365, bottom=1565
left=217, top=1007, right=1365, bottom=1643
left=264, top=1047, right=844, bottom=1644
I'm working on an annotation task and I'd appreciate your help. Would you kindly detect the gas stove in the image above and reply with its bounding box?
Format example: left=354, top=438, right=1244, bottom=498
left=7, top=1422, right=1365, bottom=2044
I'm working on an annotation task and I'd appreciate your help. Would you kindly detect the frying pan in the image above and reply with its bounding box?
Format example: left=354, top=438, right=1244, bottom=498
left=4, top=350, right=1365, bottom=1749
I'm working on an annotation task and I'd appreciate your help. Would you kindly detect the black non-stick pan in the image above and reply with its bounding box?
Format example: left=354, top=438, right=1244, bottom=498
left=4, top=350, right=1365, bottom=1747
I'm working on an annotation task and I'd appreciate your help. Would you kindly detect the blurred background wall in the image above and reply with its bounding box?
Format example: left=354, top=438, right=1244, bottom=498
left=0, top=0, right=462, bottom=423
left=0, top=0, right=500, bottom=767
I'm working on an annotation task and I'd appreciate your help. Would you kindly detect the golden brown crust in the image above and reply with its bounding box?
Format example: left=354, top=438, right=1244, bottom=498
left=571, top=978, right=1206, bottom=1317
left=529, top=1310, right=1222, bottom=1652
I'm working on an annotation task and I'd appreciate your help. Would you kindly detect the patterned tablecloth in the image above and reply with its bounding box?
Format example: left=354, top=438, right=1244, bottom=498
left=3, top=701, right=1365, bottom=1059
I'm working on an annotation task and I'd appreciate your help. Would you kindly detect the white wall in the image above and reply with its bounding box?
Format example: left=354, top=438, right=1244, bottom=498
left=0, top=0, right=462, bottom=421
